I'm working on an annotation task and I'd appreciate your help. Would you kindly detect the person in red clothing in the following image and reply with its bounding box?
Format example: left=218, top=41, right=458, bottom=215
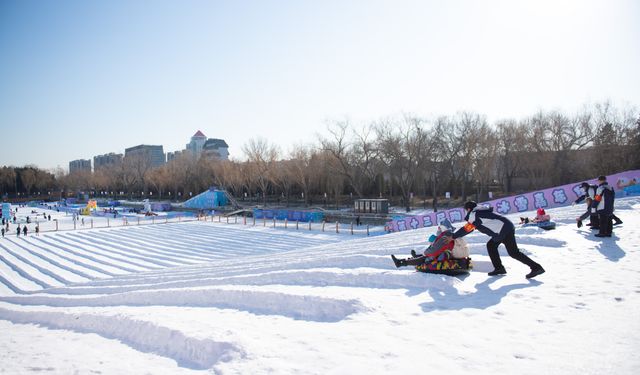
left=533, top=208, right=551, bottom=222
left=391, top=222, right=456, bottom=268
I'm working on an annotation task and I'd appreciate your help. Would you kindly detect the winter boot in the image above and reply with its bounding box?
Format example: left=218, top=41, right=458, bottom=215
left=488, top=267, right=507, bottom=276
left=576, top=219, right=583, bottom=228
left=526, top=266, right=545, bottom=279
left=391, top=255, right=406, bottom=268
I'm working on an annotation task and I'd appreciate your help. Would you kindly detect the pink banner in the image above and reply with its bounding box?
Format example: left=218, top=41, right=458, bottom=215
left=386, top=169, right=640, bottom=232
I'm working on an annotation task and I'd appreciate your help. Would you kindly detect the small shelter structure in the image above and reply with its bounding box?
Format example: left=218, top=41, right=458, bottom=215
left=354, top=199, right=389, bottom=214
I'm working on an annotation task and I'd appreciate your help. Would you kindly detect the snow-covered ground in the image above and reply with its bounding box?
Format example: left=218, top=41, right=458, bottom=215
left=1, top=198, right=639, bottom=374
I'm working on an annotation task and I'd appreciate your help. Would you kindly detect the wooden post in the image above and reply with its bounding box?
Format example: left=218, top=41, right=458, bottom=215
left=56, top=220, right=59, bottom=231
left=235, top=216, right=237, bottom=224
left=350, top=222, right=353, bottom=235
left=309, top=221, right=311, bottom=231
left=91, top=219, right=94, bottom=229
left=336, top=221, right=339, bottom=233
left=226, top=216, right=229, bottom=224
left=367, top=225, right=370, bottom=236
left=253, top=216, right=256, bottom=226
left=273, top=217, right=276, bottom=228
left=322, top=220, right=325, bottom=232
left=284, top=218, right=288, bottom=229
left=138, top=217, right=140, bottom=225
left=296, top=220, right=299, bottom=230
left=243, top=216, right=247, bottom=225
left=218, top=215, right=221, bottom=223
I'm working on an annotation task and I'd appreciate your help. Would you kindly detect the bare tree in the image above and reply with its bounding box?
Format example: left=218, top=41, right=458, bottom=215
left=19, top=167, right=37, bottom=196
left=289, top=144, right=314, bottom=205
left=271, top=159, right=296, bottom=206
left=165, top=154, right=190, bottom=200
left=375, top=114, right=430, bottom=212
left=145, top=166, right=170, bottom=199
left=0, top=166, right=17, bottom=195
left=496, top=119, right=528, bottom=193
left=319, top=119, right=364, bottom=197
left=242, top=138, right=279, bottom=206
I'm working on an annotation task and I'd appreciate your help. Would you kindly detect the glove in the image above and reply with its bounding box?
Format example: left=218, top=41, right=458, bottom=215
left=577, top=219, right=583, bottom=228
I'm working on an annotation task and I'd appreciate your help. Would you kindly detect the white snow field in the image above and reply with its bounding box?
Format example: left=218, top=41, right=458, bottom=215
left=1, top=197, right=639, bottom=374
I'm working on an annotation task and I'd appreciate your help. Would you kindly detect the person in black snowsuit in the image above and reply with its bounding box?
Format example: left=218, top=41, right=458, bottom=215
left=450, top=201, right=545, bottom=279
left=594, top=175, right=616, bottom=237
left=22, top=226, right=27, bottom=236
left=574, top=182, right=599, bottom=229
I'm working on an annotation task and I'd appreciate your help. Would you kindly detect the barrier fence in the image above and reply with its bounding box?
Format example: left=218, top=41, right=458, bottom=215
left=3, top=213, right=372, bottom=237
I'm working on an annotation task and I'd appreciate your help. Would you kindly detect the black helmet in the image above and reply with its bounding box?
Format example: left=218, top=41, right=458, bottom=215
left=580, top=182, right=590, bottom=190
left=464, top=201, right=477, bottom=211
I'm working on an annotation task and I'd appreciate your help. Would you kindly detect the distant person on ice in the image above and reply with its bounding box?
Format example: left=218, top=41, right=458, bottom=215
left=448, top=201, right=545, bottom=279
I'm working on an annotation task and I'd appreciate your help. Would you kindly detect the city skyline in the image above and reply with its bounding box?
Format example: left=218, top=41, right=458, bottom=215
left=1, top=0, right=639, bottom=170
left=64, top=129, right=229, bottom=173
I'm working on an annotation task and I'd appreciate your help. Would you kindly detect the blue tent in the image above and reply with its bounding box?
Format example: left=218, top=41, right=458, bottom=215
left=183, top=187, right=228, bottom=209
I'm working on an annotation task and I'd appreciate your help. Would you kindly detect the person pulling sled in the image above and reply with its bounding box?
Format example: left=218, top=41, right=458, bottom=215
left=452, top=201, right=545, bottom=279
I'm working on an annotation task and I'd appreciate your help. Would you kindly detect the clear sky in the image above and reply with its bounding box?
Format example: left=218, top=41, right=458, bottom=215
left=1, top=0, right=639, bottom=170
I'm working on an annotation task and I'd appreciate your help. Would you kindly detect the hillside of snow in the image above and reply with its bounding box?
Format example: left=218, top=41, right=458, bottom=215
left=1, top=198, right=639, bottom=374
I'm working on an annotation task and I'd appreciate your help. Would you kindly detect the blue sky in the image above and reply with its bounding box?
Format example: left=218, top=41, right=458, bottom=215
left=1, top=0, right=639, bottom=170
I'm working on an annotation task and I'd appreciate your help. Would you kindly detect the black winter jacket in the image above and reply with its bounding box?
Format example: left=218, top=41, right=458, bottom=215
left=452, top=205, right=514, bottom=242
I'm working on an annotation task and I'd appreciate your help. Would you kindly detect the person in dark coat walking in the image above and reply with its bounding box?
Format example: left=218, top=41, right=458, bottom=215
left=23, top=226, right=27, bottom=236
left=594, top=175, right=615, bottom=237
left=450, top=201, right=545, bottom=278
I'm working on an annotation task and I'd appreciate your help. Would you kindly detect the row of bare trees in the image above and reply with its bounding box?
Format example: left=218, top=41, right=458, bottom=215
left=2, top=102, right=638, bottom=211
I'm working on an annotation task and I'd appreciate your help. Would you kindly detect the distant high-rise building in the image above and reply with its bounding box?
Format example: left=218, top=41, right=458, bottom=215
left=166, top=150, right=185, bottom=162
left=124, top=145, right=165, bottom=168
left=202, top=138, right=229, bottom=160
left=186, top=130, right=207, bottom=157
left=69, top=159, right=91, bottom=174
left=93, top=153, right=123, bottom=171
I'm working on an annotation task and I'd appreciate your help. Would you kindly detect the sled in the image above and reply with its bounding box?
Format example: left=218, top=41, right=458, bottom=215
left=415, top=257, right=473, bottom=276
left=522, top=221, right=557, bottom=230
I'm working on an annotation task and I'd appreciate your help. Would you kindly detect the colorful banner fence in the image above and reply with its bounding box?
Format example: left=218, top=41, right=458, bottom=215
left=253, top=209, right=324, bottom=223
left=387, top=169, right=640, bottom=232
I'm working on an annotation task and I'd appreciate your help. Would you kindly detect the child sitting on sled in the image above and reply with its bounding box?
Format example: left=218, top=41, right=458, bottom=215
left=520, top=208, right=551, bottom=224
left=391, top=219, right=469, bottom=268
